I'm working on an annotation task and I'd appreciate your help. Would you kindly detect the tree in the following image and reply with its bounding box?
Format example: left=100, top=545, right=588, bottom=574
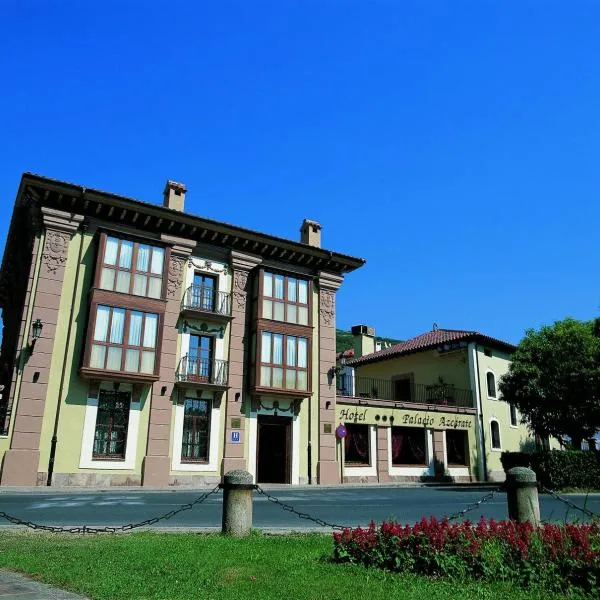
left=499, top=318, right=600, bottom=449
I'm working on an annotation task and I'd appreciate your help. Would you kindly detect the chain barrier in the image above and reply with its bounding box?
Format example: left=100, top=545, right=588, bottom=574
left=541, top=486, right=600, bottom=520
left=443, top=484, right=506, bottom=522
left=255, top=485, right=348, bottom=530
left=0, top=484, right=221, bottom=534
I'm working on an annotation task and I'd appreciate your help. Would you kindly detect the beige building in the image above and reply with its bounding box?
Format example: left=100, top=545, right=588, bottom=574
left=338, top=325, right=537, bottom=482
left=0, top=173, right=364, bottom=487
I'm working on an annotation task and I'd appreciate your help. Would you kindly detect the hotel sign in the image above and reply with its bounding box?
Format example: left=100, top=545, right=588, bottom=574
left=337, top=407, right=474, bottom=430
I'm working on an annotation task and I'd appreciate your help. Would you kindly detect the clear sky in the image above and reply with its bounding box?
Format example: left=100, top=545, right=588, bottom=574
left=1, top=1, right=599, bottom=345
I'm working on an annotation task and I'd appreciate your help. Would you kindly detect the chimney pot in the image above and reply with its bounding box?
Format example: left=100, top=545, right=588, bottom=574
left=163, top=180, right=187, bottom=212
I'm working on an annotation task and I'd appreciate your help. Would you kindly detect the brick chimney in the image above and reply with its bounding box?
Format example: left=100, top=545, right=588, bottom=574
left=163, top=180, right=187, bottom=212
left=351, top=324, right=376, bottom=358
left=300, top=219, right=321, bottom=248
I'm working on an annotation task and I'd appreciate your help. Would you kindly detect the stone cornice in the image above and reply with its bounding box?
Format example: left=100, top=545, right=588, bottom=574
left=230, top=250, right=263, bottom=272
left=318, top=271, right=344, bottom=292
left=41, top=207, right=84, bottom=233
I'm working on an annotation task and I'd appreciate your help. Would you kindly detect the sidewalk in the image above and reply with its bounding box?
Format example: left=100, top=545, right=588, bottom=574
left=0, top=570, right=88, bottom=599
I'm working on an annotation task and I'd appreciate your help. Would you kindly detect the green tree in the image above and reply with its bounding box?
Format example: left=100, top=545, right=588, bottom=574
left=499, top=318, right=600, bottom=449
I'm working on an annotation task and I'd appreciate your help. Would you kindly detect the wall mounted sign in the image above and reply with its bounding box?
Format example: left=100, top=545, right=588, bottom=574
left=231, top=431, right=241, bottom=443
left=337, top=406, right=474, bottom=430
left=335, top=423, right=347, bottom=439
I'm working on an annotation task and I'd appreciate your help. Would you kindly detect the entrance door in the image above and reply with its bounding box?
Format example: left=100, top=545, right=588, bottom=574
left=257, top=415, right=291, bottom=484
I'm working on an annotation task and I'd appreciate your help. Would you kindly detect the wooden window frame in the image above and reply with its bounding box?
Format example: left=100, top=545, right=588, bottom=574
left=95, top=232, right=170, bottom=300
left=92, top=390, right=131, bottom=460
left=181, top=397, right=212, bottom=464
left=258, top=268, right=312, bottom=327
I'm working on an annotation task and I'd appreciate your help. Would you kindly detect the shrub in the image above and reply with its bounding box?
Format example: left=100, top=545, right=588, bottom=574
left=333, top=518, right=600, bottom=596
left=501, top=450, right=600, bottom=490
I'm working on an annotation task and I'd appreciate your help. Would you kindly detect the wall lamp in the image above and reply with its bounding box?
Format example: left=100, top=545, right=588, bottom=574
left=28, top=318, right=43, bottom=352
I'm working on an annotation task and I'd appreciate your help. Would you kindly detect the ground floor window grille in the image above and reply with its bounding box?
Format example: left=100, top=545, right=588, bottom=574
left=93, top=390, right=131, bottom=459
left=391, top=427, right=427, bottom=465
left=181, top=398, right=211, bottom=462
left=344, top=424, right=370, bottom=465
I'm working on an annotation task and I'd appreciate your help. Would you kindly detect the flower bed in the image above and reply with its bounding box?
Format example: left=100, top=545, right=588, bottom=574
left=333, top=518, right=600, bottom=595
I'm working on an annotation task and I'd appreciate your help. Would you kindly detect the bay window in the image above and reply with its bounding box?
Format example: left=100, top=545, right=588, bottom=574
left=89, top=305, right=159, bottom=375
left=259, top=331, right=308, bottom=391
left=99, top=235, right=165, bottom=299
left=262, top=271, right=309, bottom=325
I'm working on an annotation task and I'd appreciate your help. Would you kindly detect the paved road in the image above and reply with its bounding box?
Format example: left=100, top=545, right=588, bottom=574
left=0, top=487, right=598, bottom=531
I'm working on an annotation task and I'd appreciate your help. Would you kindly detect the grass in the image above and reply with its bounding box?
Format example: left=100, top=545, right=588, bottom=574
left=0, top=531, right=573, bottom=600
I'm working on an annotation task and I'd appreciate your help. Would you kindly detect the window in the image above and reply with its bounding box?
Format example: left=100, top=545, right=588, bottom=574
left=446, top=430, right=469, bottom=465
left=181, top=398, right=211, bottom=462
left=93, top=390, right=130, bottom=459
left=391, top=427, right=427, bottom=465
left=187, top=335, right=213, bottom=382
left=486, top=372, right=497, bottom=398
left=344, top=424, right=370, bottom=465
left=394, top=378, right=412, bottom=401
left=484, top=348, right=492, bottom=357
left=99, top=235, right=165, bottom=299
left=490, top=420, right=501, bottom=449
left=262, top=271, right=309, bottom=326
left=89, top=305, right=158, bottom=374
left=509, top=404, right=518, bottom=427
left=259, top=332, right=308, bottom=391
left=191, top=273, right=217, bottom=311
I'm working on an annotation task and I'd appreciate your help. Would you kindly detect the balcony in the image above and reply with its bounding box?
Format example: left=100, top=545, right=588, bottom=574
left=337, top=375, right=474, bottom=409
left=175, top=356, right=229, bottom=391
left=181, top=285, right=232, bottom=322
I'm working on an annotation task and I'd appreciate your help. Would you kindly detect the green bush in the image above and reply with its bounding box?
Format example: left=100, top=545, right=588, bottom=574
left=501, top=450, right=600, bottom=490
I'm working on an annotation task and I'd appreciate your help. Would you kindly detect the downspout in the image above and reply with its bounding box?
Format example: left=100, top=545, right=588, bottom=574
left=473, top=344, right=489, bottom=481
left=47, top=220, right=87, bottom=485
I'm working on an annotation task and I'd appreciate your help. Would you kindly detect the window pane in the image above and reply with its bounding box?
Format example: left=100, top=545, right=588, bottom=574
left=298, top=280, right=308, bottom=304
left=119, top=240, right=133, bottom=269
left=288, top=278, right=297, bottom=302
left=344, top=424, right=370, bottom=465
left=104, top=237, right=119, bottom=265
left=129, top=312, right=143, bottom=346
left=150, top=247, right=164, bottom=275
left=136, top=244, right=150, bottom=272
left=287, top=336, right=297, bottom=366
left=181, top=398, right=210, bottom=462
left=287, top=304, right=297, bottom=324
left=109, top=308, right=125, bottom=344
left=115, top=271, right=130, bottom=294
left=447, top=430, right=468, bottom=465
left=140, top=351, right=155, bottom=374
left=90, top=344, right=106, bottom=368
left=125, top=349, right=140, bottom=372
left=143, top=314, right=158, bottom=348
left=262, top=300, right=272, bottom=319
left=94, top=306, right=110, bottom=342
left=298, top=306, right=308, bottom=325
left=133, top=274, right=147, bottom=296
left=297, top=338, right=308, bottom=368
left=391, top=427, right=427, bottom=465
left=148, top=277, right=162, bottom=299
left=100, top=267, right=115, bottom=291
left=286, top=370, right=296, bottom=389
left=106, top=347, right=122, bottom=370
left=263, top=272, right=273, bottom=297
left=272, top=367, right=283, bottom=388
left=274, top=302, right=284, bottom=321
left=261, top=332, right=271, bottom=362
left=260, top=366, right=271, bottom=386
left=274, top=275, right=284, bottom=299
left=272, top=334, right=283, bottom=364
left=297, top=371, right=307, bottom=390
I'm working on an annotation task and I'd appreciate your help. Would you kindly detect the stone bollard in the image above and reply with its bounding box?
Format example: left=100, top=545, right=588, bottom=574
left=506, top=466, right=540, bottom=526
left=221, top=470, right=255, bottom=537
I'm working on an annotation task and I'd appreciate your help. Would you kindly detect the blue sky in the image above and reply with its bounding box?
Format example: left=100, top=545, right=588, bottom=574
left=1, top=1, right=599, bottom=344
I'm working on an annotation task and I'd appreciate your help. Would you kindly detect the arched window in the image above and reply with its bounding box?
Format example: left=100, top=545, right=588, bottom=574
left=490, top=420, right=501, bottom=449
left=509, top=404, right=518, bottom=427
left=486, top=372, right=497, bottom=398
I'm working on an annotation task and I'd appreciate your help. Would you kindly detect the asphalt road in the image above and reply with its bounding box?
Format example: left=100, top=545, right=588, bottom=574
left=0, top=486, right=598, bottom=531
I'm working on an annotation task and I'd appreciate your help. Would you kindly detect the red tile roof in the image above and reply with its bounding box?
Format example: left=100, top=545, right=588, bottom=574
left=347, top=328, right=515, bottom=366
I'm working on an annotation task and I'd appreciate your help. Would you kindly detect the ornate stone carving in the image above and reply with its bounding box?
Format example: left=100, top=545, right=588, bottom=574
left=41, top=230, right=70, bottom=275
left=167, top=256, right=186, bottom=299
left=319, top=289, right=335, bottom=326
left=232, top=270, right=249, bottom=310
left=188, top=257, right=229, bottom=275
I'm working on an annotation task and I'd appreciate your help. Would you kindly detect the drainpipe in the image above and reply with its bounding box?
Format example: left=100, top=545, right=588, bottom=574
left=47, top=220, right=87, bottom=485
left=471, top=343, right=488, bottom=482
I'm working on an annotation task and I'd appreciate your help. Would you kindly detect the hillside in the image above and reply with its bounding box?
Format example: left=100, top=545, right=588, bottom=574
left=336, top=329, right=402, bottom=353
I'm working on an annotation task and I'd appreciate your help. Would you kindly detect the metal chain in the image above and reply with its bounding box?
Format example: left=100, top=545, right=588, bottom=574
left=0, top=484, right=221, bottom=534
left=541, top=486, right=600, bottom=520
left=443, top=485, right=505, bottom=522
left=255, top=485, right=348, bottom=530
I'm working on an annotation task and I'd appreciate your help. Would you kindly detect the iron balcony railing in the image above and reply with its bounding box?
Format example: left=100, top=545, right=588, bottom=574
left=176, top=356, right=229, bottom=386
left=336, top=375, right=474, bottom=408
left=182, top=285, right=232, bottom=316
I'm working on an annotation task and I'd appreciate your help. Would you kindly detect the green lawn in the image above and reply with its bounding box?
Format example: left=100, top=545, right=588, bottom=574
left=0, top=531, right=571, bottom=600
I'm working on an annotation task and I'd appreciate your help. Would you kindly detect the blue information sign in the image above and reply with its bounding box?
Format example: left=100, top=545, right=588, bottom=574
left=231, top=431, right=241, bottom=443
left=335, top=423, right=347, bottom=439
